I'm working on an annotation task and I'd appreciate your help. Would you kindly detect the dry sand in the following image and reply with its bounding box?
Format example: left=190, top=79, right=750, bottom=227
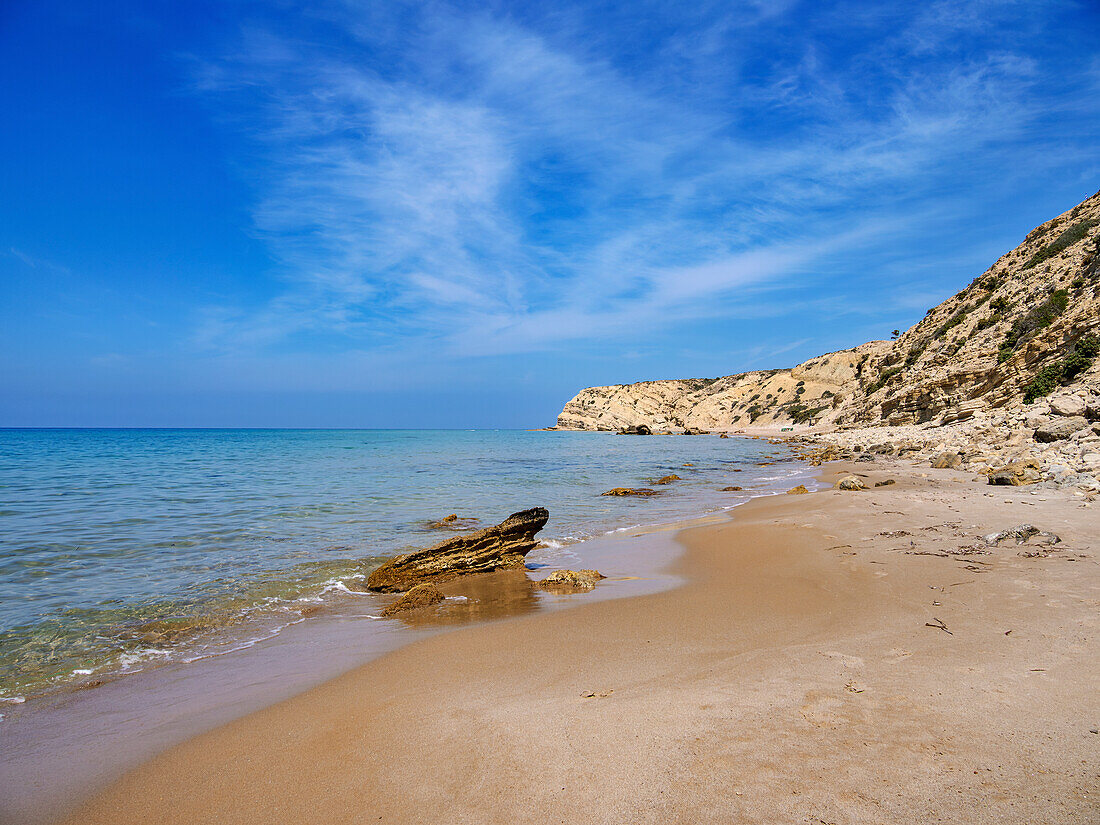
left=61, top=462, right=1099, bottom=824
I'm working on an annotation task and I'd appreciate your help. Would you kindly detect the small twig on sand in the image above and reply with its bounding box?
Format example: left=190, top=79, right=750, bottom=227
left=925, top=617, right=953, bottom=635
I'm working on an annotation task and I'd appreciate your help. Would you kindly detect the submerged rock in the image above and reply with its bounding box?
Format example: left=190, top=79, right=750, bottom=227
left=366, top=507, right=549, bottom=593
left=538, top=569, right=605, bottom=592
left=834, top=476, right=867, bottom=491
left=786, top=484, right=810, bottom=495
left=988, top=459, right=1041, bottom=486
left=426, top=514, right=479, bottom=530
left=381, top=583, right=445, bottom=616
left=720, top=486, right=743, bottom=491
left=601, top=487, right=659, bottom=497
left=654, top=474, right=681, bottom=484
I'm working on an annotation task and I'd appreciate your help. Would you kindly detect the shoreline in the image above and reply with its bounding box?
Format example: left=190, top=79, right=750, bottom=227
left=0, top=458, right=821, bottom=825
left=51, top=458, right=1100, bottom=823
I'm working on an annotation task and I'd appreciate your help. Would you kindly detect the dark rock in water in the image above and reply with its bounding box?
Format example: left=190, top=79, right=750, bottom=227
left=600, top=487, right=659, bottom=497
left=538, top=569, right=605, bottom=592
left=618, top=424, right=652, bottom=435
left=654, top=474, right=681, bottom=484
left=1033, top=417, right=1088, bottom=443
left=366, top=507, right=549, bottom=593
left=719, top=433, right=730, bottom=438
left=381, top=583, right=445, bottom=615
left=427, top=514, right=479, bottom=530
left=874, top=479, right=896, bottom=487
left=988, top=459, right=1040, bottom=486
left=786, top=484, right=809, bottom=495
left=931, top=452, right=963, bottom=470
left=720, top=486, right=743, bottom=492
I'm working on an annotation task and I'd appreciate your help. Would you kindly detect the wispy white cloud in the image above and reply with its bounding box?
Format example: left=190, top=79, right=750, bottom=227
left=186, top=0, right=1100, bottom=368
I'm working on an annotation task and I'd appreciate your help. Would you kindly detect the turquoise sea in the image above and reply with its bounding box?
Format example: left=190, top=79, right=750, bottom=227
left=0, top=429, right=805, bottom=699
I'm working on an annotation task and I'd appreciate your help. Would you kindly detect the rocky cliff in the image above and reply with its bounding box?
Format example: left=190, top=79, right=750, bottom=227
left=557, top=190, right=1100, bottom=436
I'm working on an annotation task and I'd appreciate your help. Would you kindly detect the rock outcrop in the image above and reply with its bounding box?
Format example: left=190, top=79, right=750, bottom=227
left=600, top=488, right=658, bottom=497
left=381, top=583, right=445, bottom=616
left=554, top=190, right=1100, bottom=491
left=366, top=508, right=549, bottom=593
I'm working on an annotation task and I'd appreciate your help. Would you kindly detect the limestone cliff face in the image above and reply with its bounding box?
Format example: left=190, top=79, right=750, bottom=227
left=556, top=342, right=888, bottom=431
left=557, top=190, right=1100, bottom=432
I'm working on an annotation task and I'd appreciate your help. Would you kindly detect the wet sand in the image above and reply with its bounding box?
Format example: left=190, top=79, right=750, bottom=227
left=53, top=462, right=1100, bottom=822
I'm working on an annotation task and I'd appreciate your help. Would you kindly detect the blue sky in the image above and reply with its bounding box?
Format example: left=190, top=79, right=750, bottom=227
left=2, top=0, right=1099, bottom=427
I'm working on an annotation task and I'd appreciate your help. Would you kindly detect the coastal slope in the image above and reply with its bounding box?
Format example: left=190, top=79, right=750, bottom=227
left=557, top=190, right=1100, bottom=435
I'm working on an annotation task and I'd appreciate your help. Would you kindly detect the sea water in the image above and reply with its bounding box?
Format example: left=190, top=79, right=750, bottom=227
left=0, top=428, right=805, bottom=699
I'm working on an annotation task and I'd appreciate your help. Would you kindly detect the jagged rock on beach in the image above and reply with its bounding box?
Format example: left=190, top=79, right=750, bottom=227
left=538, top=569, right=605, bottom=592
left=931, top=452, right=963, bottom=470
left=1033, top=417, right=1089, bottom=443
left=617, top=424, right=652, bottom=435
left=366, top=507, right=549, bottom=593
left=874, top=479, right=897, bottom=487
left=834, top=476, right=867, bottom=491
left=988, top=459, right=1041, bottom=486
left=381, top=583, right=446, bottom=616
left=982, top=524, right=1061, bottom=547
left=601, top=488, right=659, bottom=497
left=786, top=484, right=810, bottom=495
left=1049, top=395, right=1087, bottom=417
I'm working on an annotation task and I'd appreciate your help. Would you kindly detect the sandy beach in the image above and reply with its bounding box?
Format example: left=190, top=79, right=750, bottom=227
left=56, top=460, right=1098, bottom=824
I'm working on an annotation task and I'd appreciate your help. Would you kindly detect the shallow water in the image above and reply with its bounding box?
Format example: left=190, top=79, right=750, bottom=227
left=0, top=429, right=803, bottom=698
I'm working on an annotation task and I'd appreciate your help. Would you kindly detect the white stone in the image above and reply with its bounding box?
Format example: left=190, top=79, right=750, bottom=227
left=1050, top=395, right=1087, bottom=417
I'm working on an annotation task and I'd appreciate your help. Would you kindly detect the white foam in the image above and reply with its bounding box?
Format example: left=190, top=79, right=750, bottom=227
left=71, top=669, right=93, bottom=676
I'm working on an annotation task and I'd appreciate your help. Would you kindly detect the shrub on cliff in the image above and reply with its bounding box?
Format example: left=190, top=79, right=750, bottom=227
left=1024, top=218, right=1099, bottom=269
left=998, top=288, right=1070, bottom=363
left=1022, top=334, right=1099, bottom=403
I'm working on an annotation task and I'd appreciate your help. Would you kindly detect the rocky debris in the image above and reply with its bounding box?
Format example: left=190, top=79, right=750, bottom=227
left=931, top=451, right=963, bottom=469
left=983, top=525, right=1061, bottom=547
left=654, top=474, right=681, bottom=484
left=874, top=479, right=897, bottom=487
left=681, top=427, right=708, bottom=435
left=988, top=459, right=1041, bottom=486
left=835, top=476, right=867, bottom=491
left=1050, top=395, right=1087, bottom=417
left=601, top=487, right=659, bottom=497
left=366, top=508, right=549, bottom=593
left=617, top=424, right=652, bottom=435
left=786, top=484, right=810, bottom=495
left=1034, top=417, right=1089, bottom=443
left=538, top=569, right=605, bottom=592
left=718, top=433, right=730, bottom=438
left=720, top=486, right=743, bottom=491
left=381, top=583, right=445, bottom=616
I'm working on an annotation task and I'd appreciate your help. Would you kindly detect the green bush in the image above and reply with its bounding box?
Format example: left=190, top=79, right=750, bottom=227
left=866, top=366, right=904, bottom=395
left=1022, top=334, right=1100, bottom=402
left=998, top=289, right=1071, bottom=362
left=785, top=402, right=827, bottom=424
left=1024, top=218, right=1099, bottom=269
left=747, top=404, right=763, bottom=422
